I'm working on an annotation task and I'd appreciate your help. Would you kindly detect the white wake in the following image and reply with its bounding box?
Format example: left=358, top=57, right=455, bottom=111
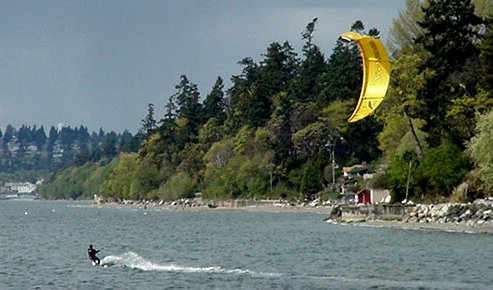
left=100, top=252, right=280, bottom=277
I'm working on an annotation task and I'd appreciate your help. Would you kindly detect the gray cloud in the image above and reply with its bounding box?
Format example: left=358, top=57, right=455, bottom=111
left=0, top=0, right=405, bottom=133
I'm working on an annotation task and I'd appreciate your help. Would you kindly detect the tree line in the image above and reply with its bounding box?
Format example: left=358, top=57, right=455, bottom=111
left=0, top=124, right=138, bottom=173
left=39, top=0, right=493, bottom=203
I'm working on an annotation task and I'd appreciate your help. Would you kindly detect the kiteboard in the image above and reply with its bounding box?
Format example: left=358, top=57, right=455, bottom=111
left=91, top=260, right=109, bottom=268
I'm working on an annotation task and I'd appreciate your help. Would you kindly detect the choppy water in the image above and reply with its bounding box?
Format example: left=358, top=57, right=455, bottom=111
left=1, top=200, right=492, bottom=289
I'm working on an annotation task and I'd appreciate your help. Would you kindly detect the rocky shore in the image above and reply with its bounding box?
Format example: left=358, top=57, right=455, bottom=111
left=328, top=200, right=493, bottom=234
left=401, top=200, right=493, bottom=234
left=405, top=200, right=493, bottom=225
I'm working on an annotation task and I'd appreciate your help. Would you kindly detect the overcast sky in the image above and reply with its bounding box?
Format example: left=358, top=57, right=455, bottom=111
left=0, top=0, right=405, bottom=134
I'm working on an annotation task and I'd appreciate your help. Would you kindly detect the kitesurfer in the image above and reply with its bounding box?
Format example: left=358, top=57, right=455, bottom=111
left=87, top=244, right=101, bottom=265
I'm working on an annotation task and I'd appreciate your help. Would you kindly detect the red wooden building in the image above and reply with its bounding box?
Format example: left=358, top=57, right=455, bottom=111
left=356, top=189, right=371, bottom=204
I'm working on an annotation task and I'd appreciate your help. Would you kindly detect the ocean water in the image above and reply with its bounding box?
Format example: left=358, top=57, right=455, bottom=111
left=1, top=200, right=492, bottom=289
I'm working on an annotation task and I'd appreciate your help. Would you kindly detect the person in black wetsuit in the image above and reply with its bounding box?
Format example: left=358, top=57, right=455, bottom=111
left=87, top=244, right=101, bottom=265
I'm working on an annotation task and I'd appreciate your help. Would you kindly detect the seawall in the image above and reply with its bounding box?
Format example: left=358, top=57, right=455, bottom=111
left=340, top=204, right=413, bottom=222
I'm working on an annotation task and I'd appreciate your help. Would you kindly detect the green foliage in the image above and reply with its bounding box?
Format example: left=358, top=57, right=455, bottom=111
left=232, top=126, right=255, bottom=155
left=320, top=100, right=353, bottom=134
left=100, top=153, right=161, bottom=200
left=467, top=110, right=493, bottom=193
left=138, top=103, right=157, bottom=141
left=203, top=138, right=234, bottom=175
left=0, top=170, right=48, bottom=184
left=415, top=141, right=470, bottom=198
left=377, top=52, right=429, bottom=161
left=37, top=161, right=114, bottom=199
left=202, top=132, right=273, bottom=199
left=269, top=181, right=299, bottom=201
left=387, top=0, right=424, bottom=54
left=153, top=171, right=197, bottom=201
left=345, top=117, right=383, bottom=163
left=415, top=0, right=485, bottom=147
left=203, top=77, right=226, bottom=124
left=198, top=118, right=223, bottom=145
left=290, top=19, right=326, bottom=103
left=100, top=154, right=136, bottom=199
left=384, top=141, right=470, bottom=202
left=292, top=121, right=329, bottom=160
left=236, top=154, right=270, bottom=198
left=128, top=158, right=162, bottom=200
left=228, top=42, right=297, bottom=130
left=479, top=15, right=493, bottom=94
left=203, top=155, right=247, bottom=199
left=176, top=143, right=206, bottom=183
left=317, top=29, right=361, bottom=107
left=299, top=163, right=323, bottom=199
left=382, top=154, right=413, bottom=202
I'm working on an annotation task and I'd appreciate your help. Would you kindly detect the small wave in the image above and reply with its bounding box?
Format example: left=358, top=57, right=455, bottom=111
left=101, top=252, right=281, bottom=277
left=287, top=274, right=488, bottom=289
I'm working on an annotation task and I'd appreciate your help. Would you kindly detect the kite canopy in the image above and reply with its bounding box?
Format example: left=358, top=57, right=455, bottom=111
left=340, top=31, right=391, bottom=122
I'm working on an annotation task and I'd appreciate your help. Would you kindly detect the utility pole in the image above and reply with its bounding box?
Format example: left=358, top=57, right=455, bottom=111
left=331, top=147, right=335, bottom=185
left=405, top=160, right=412, bottom=201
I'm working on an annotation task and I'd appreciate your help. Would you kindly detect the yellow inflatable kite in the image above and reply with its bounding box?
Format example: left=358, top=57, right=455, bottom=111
left=340, top=32, right=391, bottom=122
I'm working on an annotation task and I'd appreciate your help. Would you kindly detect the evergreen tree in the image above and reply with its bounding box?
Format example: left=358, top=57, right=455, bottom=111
left=259, top=41, right=298, bottom=97
left=290, top=19, right=326, bottom=103
left=158, top=95, right=178, bottom=146
left=301, top=17, right=317, bottom=47
left=98, top=128, right=105, bottom=139
left=138, top=103, right=157, bottom=141
left=175, top=75, right=203, bottom=122
left=17, top=125, right=31, bottom=147
left=174, top=75, right=203, bottom=142
left=317, top=21, right=363, bottom=107
left=227, top=57, right=261, bottom=130
left=3, top=124, right=15, bottom=144
left=34, top=126, right=47, bottom=148
left=59, top=126, right=76, bottom=146
left=228, top=42, right=297, bottom=129
left=48, top=126, right=58, bottom=145
left=415, top=0, right=484, bottom=147
left=479, top=16, right=493, bottom=95
left=100, top=131, right=118, bottom=158
left=267, top=93, right=294, bottom=163
left=203, top=76, right=226, bottom=124
left=300, top=163, right=323, bottom=200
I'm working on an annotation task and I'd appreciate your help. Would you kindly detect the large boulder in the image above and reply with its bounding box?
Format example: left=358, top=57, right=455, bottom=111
left=324, top=205, right=342, bottom=222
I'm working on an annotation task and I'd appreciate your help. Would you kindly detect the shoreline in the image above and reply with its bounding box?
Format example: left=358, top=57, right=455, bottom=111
left=91, top=198, right=493, bottom=235
left=93, top=200, right=335, bottom=214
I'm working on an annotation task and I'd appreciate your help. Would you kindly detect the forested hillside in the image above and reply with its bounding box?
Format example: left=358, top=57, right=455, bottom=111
left=39, top=0, right=493, bottom=203
left=0, top=124, right=138, bottom=184
left=0, top=124, right=139, bottom=171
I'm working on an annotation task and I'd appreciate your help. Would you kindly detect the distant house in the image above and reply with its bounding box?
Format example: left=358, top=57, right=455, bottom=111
left=343, top=162, right=368, bottom=178
left=3, top=182, right=37, bottom=193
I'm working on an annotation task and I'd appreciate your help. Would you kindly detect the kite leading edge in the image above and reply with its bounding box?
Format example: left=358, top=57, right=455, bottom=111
left=340, top=31, right=391, bottom=122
